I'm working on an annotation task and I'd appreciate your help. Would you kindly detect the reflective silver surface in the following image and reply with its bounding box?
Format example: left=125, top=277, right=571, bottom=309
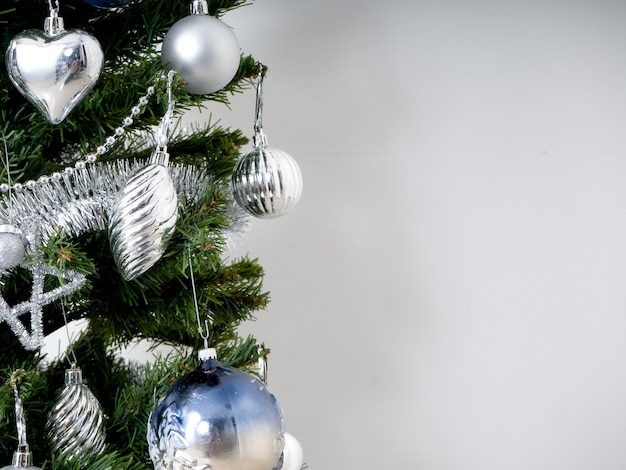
left=108, top=157, right=178, bottom=281
left=161, top=14, right=240, bottom=95
left=148, top=358, right=285, bottom=470
left=46, top=366, right=106, bottom=463
left=0, top=225, right=25, bottom=270
left=5, top=27, right=103, bottom=124
left=232, top=146, right=303, bottom=219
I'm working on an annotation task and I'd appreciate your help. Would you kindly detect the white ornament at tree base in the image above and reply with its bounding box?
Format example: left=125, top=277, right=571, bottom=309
left=276, top=433, right=305, bottom=470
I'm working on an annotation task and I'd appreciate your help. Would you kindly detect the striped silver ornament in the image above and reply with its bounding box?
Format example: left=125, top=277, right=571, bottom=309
left=46, top=365, right=106, bottom=463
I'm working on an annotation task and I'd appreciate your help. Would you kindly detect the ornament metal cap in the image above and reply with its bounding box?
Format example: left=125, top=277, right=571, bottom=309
left=65, top=365, right=83, bottom=385
left=44, top=11, right=65, bottom=37
left=198, top=348, right=217, bottom=361
left=11, top=449, right=33, bottom=467
left=0, top=224, right=21, bottom=236
left=190, top=0, right=209, bottom=15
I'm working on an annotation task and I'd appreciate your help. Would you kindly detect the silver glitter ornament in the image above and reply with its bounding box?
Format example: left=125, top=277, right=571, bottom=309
left=232, top=71, right=302, bottom=218
left=108, top=149, right=178, bottom=280
left=147, top=348, right=285, bottom=470
left=46, top=365, right=106, bottom=463
left=5, top=5, right=103, bottom=124
left=0, top=225, right=25, bottom=270
left=161, top=0, right=240, bottom=95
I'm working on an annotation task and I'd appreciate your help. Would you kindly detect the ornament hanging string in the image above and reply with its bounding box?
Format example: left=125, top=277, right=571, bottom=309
left=0, top=78, right=158, bottom=194
left=0, top=132, right=12, bottom=208
left=188, top=246, right=210, bottom=349
left=60, top=302, right=79, bottom=367
left=155, top=70, right=177, bottom=151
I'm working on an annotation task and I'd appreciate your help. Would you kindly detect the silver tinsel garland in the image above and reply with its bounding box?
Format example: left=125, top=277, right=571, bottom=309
left=0, top=158, right=250, bottom=254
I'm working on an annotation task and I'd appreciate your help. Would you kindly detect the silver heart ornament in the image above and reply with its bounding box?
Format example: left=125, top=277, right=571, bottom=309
left=5, top=28, right=104, bottom=124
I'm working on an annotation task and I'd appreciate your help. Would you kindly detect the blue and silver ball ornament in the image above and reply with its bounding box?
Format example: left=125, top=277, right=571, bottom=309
left=147, top=348, right=285, bottom=470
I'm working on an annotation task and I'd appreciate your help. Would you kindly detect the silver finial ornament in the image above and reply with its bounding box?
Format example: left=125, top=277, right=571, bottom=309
left=46, top=365, right=106, bottom=463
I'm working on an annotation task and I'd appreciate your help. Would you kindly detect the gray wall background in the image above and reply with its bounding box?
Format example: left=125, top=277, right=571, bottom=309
left=45, top=1, right=626, bottom=469
left=219, top=1, right=626, bottom=469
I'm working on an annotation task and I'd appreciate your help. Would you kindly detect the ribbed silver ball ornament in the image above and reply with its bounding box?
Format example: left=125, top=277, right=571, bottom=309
left=147, top=348, right=285, bottom=470
left=46, top=365, right=106, bottom=463
left=232, top=145, right=302, bottom=219
left=231, top=71, right=302, bottom=219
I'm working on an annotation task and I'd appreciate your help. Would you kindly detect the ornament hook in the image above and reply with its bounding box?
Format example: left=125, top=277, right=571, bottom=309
left=253, top=65, right=268, bottom=148
left=154, top=71, right=177, bottom=154
left=48, top=0, right=60, bottom=15
left=10, top=370, right=28, bottom=453
left=45, top=0, right=64, bottom=36
left=9, top=370, right=38, bottom=469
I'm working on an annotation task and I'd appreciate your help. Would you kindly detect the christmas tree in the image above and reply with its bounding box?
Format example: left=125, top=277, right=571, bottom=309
left=0, top=0, right=303, bottom=469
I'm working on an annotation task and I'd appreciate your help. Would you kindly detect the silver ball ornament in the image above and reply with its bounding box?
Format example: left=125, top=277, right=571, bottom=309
left=0, top=225, right=25, bottom=270
left=161, top=15, right=240, bottom=95
left=147, top=350, right=285, bottom=470
left=232, top=146, right=303, bottom=219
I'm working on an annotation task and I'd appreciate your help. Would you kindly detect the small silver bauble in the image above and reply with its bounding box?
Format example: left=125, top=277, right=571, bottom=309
left=232, top=143, right=303, bottom=219
left=161, top=9, right=240, bottom=95
left=0, top=225, right=25, bottom=270
left=5, top=11, right=103, bottom=124
left=108, top=150, right=178, bottom=280
left=147, top=348, right=285, bottom=470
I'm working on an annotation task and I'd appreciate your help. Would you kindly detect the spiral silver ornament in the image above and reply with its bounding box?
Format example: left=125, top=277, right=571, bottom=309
left=108, top=149, right=178, bottom=280
left=46, top=365, right=106, bottom=463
